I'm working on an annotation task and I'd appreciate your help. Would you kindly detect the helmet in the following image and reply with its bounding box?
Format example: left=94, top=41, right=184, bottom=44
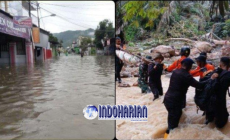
left=145, top=55, right=152, bottom=60
left=180, top=46, right=190, bottom=57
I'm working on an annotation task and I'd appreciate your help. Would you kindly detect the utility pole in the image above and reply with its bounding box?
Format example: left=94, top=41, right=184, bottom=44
left=37, top=2, right=40, bottom=28
left=28, top=0, right=31, bottom=17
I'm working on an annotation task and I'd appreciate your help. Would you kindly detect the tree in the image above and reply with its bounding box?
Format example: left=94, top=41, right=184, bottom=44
left=123, top=1, right=169, bottom=29
left=80, top=37, right=92, bottom=52
left=94, top=19, right=115, bottom=49
left=49, top=34, right=58, bottom=42
left=210, top=1, right=229, bottom=19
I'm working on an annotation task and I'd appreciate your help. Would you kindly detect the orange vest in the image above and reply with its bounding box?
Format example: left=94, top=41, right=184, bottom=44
left=190, top=64, right=215, bottom=78
left=167, top=56, right=186, bottom=72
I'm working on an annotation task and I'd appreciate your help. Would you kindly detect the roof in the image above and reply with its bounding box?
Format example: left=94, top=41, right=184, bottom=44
left=33, top=24, right=50, bottom=35
left=0, top=9, right=13, bottom=18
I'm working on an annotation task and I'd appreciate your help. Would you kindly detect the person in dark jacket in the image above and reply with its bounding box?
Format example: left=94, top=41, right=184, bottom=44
left=115, top=37, right=124, bottom=83
left=199, top=52, right=213, bottom=65
left=205, top=57, right=230, bottom=128
left=163, top=58, right=218, bottom=139
left=148, top=53, right=164, bottom=100
left=138, top=56, right=152, bottom=93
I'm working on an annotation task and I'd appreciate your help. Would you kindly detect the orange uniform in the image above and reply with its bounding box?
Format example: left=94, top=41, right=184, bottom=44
left=190, top=64, right=215, bottom=78
left=167, top=56, right=186, bottom=72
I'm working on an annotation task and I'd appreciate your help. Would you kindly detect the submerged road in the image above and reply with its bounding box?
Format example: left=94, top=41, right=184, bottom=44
left=0, top=55, right=115, bottom=139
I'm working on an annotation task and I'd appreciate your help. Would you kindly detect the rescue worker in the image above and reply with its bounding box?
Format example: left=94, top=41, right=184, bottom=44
left=165, top=46, right=191, bottom=108
left=199, top=52, right=213, bottom=65
left=148, top=53, right=164, bottom=100
left=205, top=57, right=230, bottom=128
left=163, top=58, right=217, bottom=139
left=190, top=55, right=215, bottom=79
left=165, top=46, right=190, bottom=72
left=115, top=37, right=124, bottom=83
left=138, top=56, right=152, bottom=94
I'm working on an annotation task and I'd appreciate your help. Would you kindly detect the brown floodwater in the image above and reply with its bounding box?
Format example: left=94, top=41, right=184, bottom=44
left=0, top=55, right=115, bottom=139
left=116, top=76, right=230, bottom=139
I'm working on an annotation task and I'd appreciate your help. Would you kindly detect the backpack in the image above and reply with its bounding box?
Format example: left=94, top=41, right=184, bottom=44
left=194, top=70, right=230, bottom=113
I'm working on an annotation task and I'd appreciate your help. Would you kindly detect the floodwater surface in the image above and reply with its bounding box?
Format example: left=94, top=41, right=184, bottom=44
left=116, top=76, right=230, bottom=139
left=0, top=55, right=115, bottom=139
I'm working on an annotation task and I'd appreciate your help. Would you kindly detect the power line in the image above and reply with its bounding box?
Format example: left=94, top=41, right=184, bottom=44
left=32, top=3, right=113, bottom=17
left=38, top=2, right=113, bottom=7
left=39, top=7, right=115, bottom=32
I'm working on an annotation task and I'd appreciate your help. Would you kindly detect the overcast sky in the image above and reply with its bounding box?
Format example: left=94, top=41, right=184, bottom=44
left=31, top=1, right=115, bottom=33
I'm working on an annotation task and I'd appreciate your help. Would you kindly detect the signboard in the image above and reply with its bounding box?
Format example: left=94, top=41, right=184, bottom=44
left=0, top=13, right=30, bottom=39
left=32, top=27, right=40, bottom=43
left=13, top=16, right=32, bottom=28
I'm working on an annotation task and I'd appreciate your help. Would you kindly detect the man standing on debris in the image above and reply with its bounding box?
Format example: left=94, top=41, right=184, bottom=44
left=190, top=55, right=215, bottom=79
left=138, top=56, right=152, bottom=94
left=163, top=58, right=218, bottom=139
left=165, top=46, right=190, bottom=72
left=148, top=53, right=164, bottom=100
left=115, top=37, right=125, bottom=83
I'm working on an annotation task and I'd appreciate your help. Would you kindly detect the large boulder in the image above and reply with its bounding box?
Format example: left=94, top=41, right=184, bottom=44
left=207, top=52, right=221, bottom=60
left=190, top=47, right=200, bottom=57
left=194, top=41, right=213, bottom=53
left=152, top=45, right=175, bottom=56
left=221, top=46, right=230, bottom=57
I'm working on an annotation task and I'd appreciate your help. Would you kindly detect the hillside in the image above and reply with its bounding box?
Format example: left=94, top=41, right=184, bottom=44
left=53, top=28, right=95, bottom=48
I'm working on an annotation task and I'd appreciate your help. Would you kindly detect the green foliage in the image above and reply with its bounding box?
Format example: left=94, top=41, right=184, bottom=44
left=168, top=20, right=205, bottom=38
left=91, top=47, right=96, bottom=55
left=222, top=19, right=230, bottom=37
left=123, top=25, right=139, bottom=42
left=94, top=19, right=115, bottom=49
left=81, top=37, right=92, bottom=45
left=123, top=1, right=168, bottom=29
left=128, top=42, right=135, bottom=47
left=49, top=34, right=58, bottom=43
left=53, top=29, right=95, bottom=48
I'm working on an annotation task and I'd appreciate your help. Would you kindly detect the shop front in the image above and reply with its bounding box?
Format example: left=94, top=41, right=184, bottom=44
left=0, top=10, right=32, bottom=65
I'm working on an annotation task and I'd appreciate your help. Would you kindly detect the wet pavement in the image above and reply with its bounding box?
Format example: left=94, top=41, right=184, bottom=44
left=0, top=55, right=115, bottom=139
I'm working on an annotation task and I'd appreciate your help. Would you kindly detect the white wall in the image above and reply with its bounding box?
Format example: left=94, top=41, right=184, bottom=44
left=16, top=55, right=26, bottom=63
left=35, top=32, right=49, bottom=49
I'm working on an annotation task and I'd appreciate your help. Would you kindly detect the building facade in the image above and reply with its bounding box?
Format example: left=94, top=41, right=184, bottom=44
left=0, top=1, right=52, bottom=65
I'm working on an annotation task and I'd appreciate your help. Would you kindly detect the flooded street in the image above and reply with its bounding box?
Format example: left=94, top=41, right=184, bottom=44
left=0, top=55, right=115, bottom=139
left=116, top=76, right=230, bottom=139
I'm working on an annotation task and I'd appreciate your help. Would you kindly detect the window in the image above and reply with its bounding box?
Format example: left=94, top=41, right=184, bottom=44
left=16, top=41, right=26, bottom=55
left=0, top=44, right=9, bottom=58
